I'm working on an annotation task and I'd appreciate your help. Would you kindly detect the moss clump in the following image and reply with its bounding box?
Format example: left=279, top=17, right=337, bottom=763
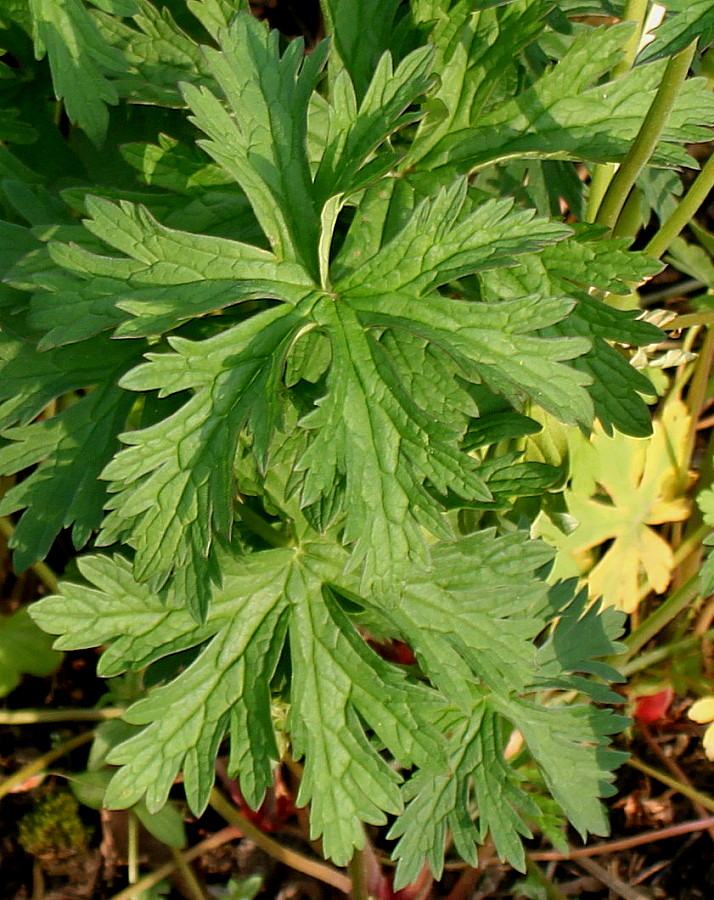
left=18, top=791, right=91, bottom=858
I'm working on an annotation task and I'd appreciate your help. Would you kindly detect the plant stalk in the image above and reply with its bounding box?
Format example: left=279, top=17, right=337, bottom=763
left=646, top=151, right=714, bottom=259
left=0, top=708, right=125, bottom=725
left=108, top=827, right=241, bottom=900
left=584, top=0, right=652, bottom=223
left=209, top=787, right=352, bottom=894
left=614, top=574, right=700, bottom=663
left=596, top=41, right=697, bottom=231
left=0, top=730, right=94, bottom=801
left=628, top=757, right=714, bottom=813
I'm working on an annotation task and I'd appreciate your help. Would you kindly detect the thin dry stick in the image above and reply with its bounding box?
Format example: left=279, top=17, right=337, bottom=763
left=108, top=827, right=240, bottom=900
left=0, top=730, right=94, bottom=800
left=639, top=724, right=714, bottom=842
left=209, top=787, right=352, bottom=894
left=529, top=815, right=714, bottom=861
left=574, top=856, right=652, bottom=900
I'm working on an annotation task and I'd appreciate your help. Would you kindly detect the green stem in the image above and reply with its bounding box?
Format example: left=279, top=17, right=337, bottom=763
left=666, top=311, right=714, bottom=330
left=0, top=516, right=59, bottom=594
left=127, top=812, right=140, bottom=888
left=0, top=730, right=94, bottom=801
left=209, top=787, right=352, bottom=894
left=584, top=0, right=651, bottom=222
left=169, top=847, right=208, bottom=900
left=612, top=184, right=642, bottom=238
left=0, top=708, right=125, bottom=725
left=615, top=574, right=700, bottom=663
left=628, top=757, right=714, bottom=813
left=348, top=847, right=369, bottom=900
left=237, top=505, right=290, bottom=548
left=682, top=326, right=714, bottom=470
left=620, top=627, right=714, bottom=677
left=585, top=164, right=618, bottom=223
left=646, top=151, right=714, bottom=259
left=596, top=41, right=697, bottom=231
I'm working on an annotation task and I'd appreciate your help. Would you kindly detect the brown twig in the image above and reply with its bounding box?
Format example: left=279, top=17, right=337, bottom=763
left=573, top=856, right=653, bottom=900
left=639, top=724, right=714, bottom=842
left=528, top=815, right=714, bottom=861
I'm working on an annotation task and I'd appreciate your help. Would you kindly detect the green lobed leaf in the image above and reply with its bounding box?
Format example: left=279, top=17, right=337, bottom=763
left=0, top=380, right=135, bottom=569
left=183, top=13, right=329, bottom=278
left=637, top=0, right=714, bottom=64
left=410, top=23, right=714, bottom=185
left=98, top=307, right=303, bottom=621
left=321, top=0, right=403, bottom=101
left=28, top=0, right=128, bottom=145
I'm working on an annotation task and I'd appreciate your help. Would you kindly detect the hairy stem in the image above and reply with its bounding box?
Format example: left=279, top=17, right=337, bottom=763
left=596, top=41, right=697, bottom=231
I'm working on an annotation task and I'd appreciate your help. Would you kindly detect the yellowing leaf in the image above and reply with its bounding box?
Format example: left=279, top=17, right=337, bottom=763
left=535, top=399, right=691, bottom=612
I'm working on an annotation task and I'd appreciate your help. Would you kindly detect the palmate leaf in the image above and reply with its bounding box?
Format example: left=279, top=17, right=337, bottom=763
left=98, top=306, right=303, bottom=621
left=31, top=538, right=444, bottom=863
left=28, top=0, right=128, bottom=145
left=91, top=0, right=209, bottom=106
left=0, top=380, right=134, bottom=569
left=477, top=232, right=664, bottom=436
left=30, top=525, right=626, bottom=873
left=0, top=329, right=141, bottom=568
left=321, top=0, right=403, bottom=102
left=387, top=556, right=628, bottom=887
left=46, top=196, right=315, bottom=340
left=183, top=15, right=329, bottom=278
left=409, top=21, right=714, bottom=186
left=406, top=0, right=551, bottom=166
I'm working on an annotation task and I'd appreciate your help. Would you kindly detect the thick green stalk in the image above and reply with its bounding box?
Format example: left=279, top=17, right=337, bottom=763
left=584, top=0, right=650, bottom=222
left=596, top=41, right=697, bottom=231
left=646, top=151, right=714, bottom=259
left=615, top=574, right=700, bottom=663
